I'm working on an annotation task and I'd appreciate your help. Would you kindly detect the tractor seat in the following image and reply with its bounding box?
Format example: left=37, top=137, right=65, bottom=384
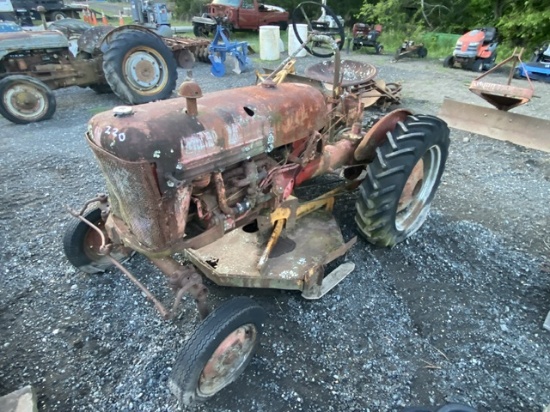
left=482, top=27, right=496, bottom=44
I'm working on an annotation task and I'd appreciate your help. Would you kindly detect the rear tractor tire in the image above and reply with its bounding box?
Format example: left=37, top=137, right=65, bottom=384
left=63, top=208, right=132, bottom=274
left=355, top=114, right=450, bottom=246
left=102, top=29, right=177, bottom=105
left=0, top=75, right=56, bottom=124
left=169, top=297, right=266, bottom=406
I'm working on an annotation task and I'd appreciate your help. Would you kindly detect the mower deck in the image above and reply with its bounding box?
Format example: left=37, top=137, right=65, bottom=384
left=185, top=209, right=356, bottom=299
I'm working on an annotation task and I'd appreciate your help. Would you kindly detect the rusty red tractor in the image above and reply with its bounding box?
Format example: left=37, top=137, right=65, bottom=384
left=64, top=3, right=450, bottom=406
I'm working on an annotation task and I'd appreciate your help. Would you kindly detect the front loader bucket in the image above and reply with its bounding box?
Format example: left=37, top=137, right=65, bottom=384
left=438, top=98, right=550, bottom=153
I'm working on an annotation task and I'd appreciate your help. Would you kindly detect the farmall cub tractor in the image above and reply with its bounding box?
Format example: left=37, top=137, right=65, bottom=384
left=64, top=2, right=450, bottom=407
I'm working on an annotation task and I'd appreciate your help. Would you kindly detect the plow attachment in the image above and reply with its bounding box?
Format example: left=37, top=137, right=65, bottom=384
left=439, top=48, right=550, bottom=153
left=439, top=99, right=550, bottom=153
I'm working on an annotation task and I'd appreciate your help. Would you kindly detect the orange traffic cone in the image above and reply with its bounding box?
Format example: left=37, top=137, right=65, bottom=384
left=83, top=8, right=89, bottom=23
left=102, top=11, right=108, bottom=25
left=91, top=12, right=97, bottom=26
left=118, top=11, right=124, bottom=26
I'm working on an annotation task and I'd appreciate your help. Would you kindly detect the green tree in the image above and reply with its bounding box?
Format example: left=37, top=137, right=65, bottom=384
left=497, top=0, right=550, bottom=47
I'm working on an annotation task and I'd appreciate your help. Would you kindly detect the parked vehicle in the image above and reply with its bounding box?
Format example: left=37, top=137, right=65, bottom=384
left=515, top=41, right=550, bottom=82
left=0, top=0, right=32, bottom=25
left=192, top=0, right=289, bottom=37
left=0, top=24, right=178, bottom=124
left=130, top=0, right=173, bottom=38
left=443, top=27, right=498, bottom=72
left=394, top=40, right=427, bottom=61
left=352, top=23, right=384, bottom=54
left=64, top=3, right=450, bottom=407
left=11, top=0, right=82, bottom=22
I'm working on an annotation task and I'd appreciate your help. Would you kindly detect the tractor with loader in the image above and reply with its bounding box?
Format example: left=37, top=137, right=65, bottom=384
left=64, top=2, right=451, bottom=406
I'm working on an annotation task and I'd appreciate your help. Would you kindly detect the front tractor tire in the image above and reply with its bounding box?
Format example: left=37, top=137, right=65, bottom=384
left=443, top=55, right=454, bottom=68
left=63, top=208, right=132, bottom=274
left=169, top=297, right=266, bottom=406
left=0, top=75, right=56, bottom=124
left=102, top=29, right=177, bottom=105
left=355, top=115, right=450, bottom=247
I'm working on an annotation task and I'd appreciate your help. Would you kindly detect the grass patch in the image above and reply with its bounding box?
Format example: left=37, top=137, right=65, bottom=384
left=89, top=106, right=113, bottom=115
left=377, top=29, right=460, bottom=59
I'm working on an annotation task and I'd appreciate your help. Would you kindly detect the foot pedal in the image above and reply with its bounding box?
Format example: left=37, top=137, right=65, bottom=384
left=302, top=262, right=355, bottom=300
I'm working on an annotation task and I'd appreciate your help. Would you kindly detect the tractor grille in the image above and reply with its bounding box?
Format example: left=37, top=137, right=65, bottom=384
left=88, top=135, right=170, bottom=249
left=455, top=44, right=478, bottom=54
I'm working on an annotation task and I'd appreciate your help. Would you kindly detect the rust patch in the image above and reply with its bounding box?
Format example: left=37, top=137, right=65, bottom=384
left=304, top=59, right=377, bottom=87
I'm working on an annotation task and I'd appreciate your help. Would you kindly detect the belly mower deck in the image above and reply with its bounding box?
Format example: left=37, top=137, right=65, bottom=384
left=186, top=200, right=356, bottom=300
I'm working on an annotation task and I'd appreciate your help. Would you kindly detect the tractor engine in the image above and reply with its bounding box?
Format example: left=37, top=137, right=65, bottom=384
left=0, top=31, right=72, bottom=76
left=86, top=81, right=345, bottom=254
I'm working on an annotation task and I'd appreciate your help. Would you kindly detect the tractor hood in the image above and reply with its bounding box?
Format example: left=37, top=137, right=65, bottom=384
left=87, top=82, right=327, bottom=192
left=0, top=30, right=68, bottom=60
left=453, top=29, right=489, bottom=57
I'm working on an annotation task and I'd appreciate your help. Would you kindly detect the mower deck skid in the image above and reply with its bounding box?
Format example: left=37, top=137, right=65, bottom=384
left=185, top=209, right=356, bottom=299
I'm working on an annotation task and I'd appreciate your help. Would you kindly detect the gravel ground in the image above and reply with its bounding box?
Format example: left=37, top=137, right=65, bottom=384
left=1, top=48, right=549, bottom=412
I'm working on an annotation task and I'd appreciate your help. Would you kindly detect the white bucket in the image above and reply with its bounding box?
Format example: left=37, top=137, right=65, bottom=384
left=288, top=24, right=308, bottom=57
left=259, top=25, right=281, bottom=61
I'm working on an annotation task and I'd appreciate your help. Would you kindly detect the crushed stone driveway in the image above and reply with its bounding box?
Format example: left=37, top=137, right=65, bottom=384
left=0, top=51, right=549, bottom=412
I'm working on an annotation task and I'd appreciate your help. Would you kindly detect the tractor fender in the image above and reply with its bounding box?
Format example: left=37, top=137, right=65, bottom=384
left=77, top=24, right=161, bottom=56
left=98, top=25, right=161, bottom=54
left=354, top=109, right=413, bottom=162
left=77, top=25, right=115, bottom=55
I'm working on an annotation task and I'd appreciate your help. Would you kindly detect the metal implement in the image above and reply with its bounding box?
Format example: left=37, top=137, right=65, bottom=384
left=207, top=20, right=252, bottom=77
left=439, top=48, right=550, bottom=152
left=439, top=99, right=550, bottom=153
left=185, top=208, right=356, bottom=299
left=468, top=48, right=534, bottom=111
left=394, top=40, right=427, bottom=61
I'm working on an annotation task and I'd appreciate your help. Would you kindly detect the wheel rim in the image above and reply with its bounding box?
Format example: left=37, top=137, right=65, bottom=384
left=198, top=324, right=258, bottom=396
left=83, top=218, right=107, bottom=262
left=395, top=144, right=441, bottom=232
left=3, top=83, right=48, bottom=121
left=123, top=46, right=168, bottom=95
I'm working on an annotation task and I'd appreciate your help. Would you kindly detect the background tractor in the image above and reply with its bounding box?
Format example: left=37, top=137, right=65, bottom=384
left=0, top=23, right=178, bottom=124
left=64, top=2, right=451, bottom=406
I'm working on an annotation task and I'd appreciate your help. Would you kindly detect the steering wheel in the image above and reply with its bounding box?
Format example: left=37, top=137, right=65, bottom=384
left=291, top=1, right=345, bottom=58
